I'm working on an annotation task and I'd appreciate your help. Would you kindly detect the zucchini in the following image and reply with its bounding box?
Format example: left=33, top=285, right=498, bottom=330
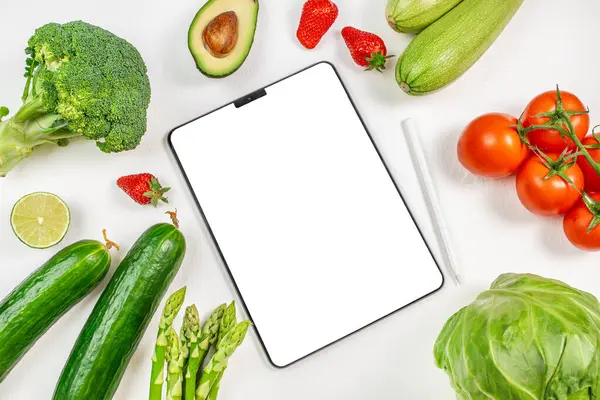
left=395, top=0, right=523, bottom=95
left=385, top=0, right=464, bottom=33
left=53, top=222, right=186, bottom=400
left=0, top=240, right=111, bottom=382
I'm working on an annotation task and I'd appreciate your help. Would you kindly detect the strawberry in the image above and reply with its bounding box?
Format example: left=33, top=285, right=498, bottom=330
left=117, top=173, right=170, bottom=207
left=296, top=0, right=339, bottom=50
left=341, top=27, right=394, bottom=72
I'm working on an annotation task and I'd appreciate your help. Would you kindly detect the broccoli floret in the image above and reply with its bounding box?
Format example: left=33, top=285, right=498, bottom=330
left=0, top=21, right=151, bottom=176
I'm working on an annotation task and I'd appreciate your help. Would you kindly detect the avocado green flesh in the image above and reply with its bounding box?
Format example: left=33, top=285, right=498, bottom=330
left=0, top=240, right=110, bottom=382
left=396, top=0, right=523, bottom=95
left=188, top=0, right=259, bottom=78
left=53, top=224, right=186, bottom=400
left=385, top=0, right=464, bottom=33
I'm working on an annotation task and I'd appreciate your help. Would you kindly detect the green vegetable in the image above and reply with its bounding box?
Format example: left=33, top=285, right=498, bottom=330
left=207, top=370, right=225, bottom=400
left=196, top=321, right=251, bottom=400
left=207, top=381, right=221, bottom=400
left=435, top=273, right=600, bottom=399
left=188, top=0, right=259, bottom=78
left=199, top=303, right=227, bottom=363
left=0, top=240, right=111, bottom=382
left=53, top=222, right=186, bottom=400
left=189, top=303, right=226, bottom=394
left=217, top=301, right=237, bottom=347
left=166, top=327, right=185, bottom=400
left=201, top=301, right=237, bottom=400
left=150, top=287, right=187, bottom=400
left=180, top=304, right=200, bottom=399
left=385, top=0, right=463, bottom=33
left=395, top=0, right=523, bottom=95
left=0, top=21, right=151, bottom=177
left=179, top=307, right=191, bottom=363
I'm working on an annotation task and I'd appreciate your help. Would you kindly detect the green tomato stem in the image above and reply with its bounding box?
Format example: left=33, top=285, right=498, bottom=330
left=521, top=101, right=600, bottom=234
left=518, top=87, right=600, bottom=188
left=561, top=115, right=600, bottom=178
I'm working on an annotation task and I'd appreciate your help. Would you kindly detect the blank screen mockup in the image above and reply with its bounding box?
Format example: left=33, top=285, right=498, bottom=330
left=169, top=62, right=443, bottom=368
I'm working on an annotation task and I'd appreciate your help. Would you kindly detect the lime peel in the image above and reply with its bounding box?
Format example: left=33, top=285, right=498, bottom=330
left=11, top=192, right=71, bottom=249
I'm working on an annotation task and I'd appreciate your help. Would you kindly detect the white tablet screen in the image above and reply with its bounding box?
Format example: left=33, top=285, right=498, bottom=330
left=169, top=62, right=443, bottom=367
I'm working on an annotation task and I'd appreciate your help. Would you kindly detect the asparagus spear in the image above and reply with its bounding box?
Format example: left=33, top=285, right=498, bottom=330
left=207, top=380, right=221, bottom=400
left=195, top=321, right=251, bottom=400
left=165, top=327, right=185, bottom=400
left=181, top=305, right=201, bottom=400
left=192, top=303, right=227, bottom=389
left=217, top=301, right=237, bottom=347
left=201, top=301, right=237, bottom=400
left=180, top=305, right=200, bottom=370
left=149, top=287, right=187, bottom=400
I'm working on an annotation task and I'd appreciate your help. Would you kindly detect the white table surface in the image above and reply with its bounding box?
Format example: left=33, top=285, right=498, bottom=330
left=2, top=0, right=600, bottom=398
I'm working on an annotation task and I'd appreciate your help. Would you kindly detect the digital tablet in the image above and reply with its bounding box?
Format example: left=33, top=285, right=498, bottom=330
left=168, top=62, right=444, bottom=368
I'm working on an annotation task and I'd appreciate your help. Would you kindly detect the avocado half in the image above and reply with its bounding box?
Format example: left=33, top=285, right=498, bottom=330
left=188, top=0, right=259, bottom=78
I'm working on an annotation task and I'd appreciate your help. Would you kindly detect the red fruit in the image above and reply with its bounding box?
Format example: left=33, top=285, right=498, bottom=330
left=515, top=153, right=584, bottom=216
left=457, top=113, right=529, bottom=178
left=577, top=135, right=600, bottom=192
left=522, top=89, right=590, bottom=152
left=341, top=26, right=394, bottom=72
left=117, top=173, right=170, bottom=207
left=296, top=0, right=339, bottom=50
left=564, top=193, right=600, bottom=251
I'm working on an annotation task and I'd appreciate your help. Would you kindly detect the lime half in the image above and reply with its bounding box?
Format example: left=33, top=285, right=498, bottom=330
left=11, top=192, right=71, bottom=249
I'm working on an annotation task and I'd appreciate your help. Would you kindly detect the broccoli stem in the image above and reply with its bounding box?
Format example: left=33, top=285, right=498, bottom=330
left=15, top=96, right=44, bottom=121
left=0, top=98, right=80, bottom=177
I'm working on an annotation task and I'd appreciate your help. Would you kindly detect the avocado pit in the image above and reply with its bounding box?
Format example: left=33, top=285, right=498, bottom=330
left=202, top=11, right=239, bottom=58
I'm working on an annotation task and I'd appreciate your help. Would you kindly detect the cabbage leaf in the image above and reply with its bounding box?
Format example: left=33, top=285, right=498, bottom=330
left=435, top=273, right=600, bottom=400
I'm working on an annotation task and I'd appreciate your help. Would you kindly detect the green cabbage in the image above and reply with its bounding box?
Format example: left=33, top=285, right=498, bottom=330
left=435, top=273, right=600, bottom=399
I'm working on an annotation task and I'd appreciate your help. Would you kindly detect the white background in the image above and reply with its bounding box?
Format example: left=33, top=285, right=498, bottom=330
left=1, top=0, right=600, bottom=399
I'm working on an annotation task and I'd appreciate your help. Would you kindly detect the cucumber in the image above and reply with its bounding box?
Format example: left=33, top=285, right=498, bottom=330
left=53, top=223, right=186, bottom=400
left=395, top=0, right=523, bottom=95
left=0, top=240, right=110, bottom=382
left=385, top=0, right=464, bottom=33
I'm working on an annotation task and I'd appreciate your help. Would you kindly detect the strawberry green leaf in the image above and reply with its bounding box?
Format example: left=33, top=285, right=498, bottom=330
left=364, top=51, right=394, bottom=73
left=141, top=177, right=170, bottom=207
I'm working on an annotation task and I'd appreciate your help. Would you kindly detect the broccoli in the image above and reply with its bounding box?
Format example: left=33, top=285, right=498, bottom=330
left=0, top=21, right=151, bottom=177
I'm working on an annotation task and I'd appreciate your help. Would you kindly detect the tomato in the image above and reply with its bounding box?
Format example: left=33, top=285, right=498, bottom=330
left=457, top=113, right=529, bottom=178
left=563, top=193, right=600, bottom=251
left=522, top=90, right=589, bottom=152
left=577, top=135, right=600, bottom=192
left=516, top=153, right=584, bottom=216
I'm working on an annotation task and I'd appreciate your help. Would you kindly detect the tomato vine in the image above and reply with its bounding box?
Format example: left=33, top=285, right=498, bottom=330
left=517, top=86, right=600, bottom=231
